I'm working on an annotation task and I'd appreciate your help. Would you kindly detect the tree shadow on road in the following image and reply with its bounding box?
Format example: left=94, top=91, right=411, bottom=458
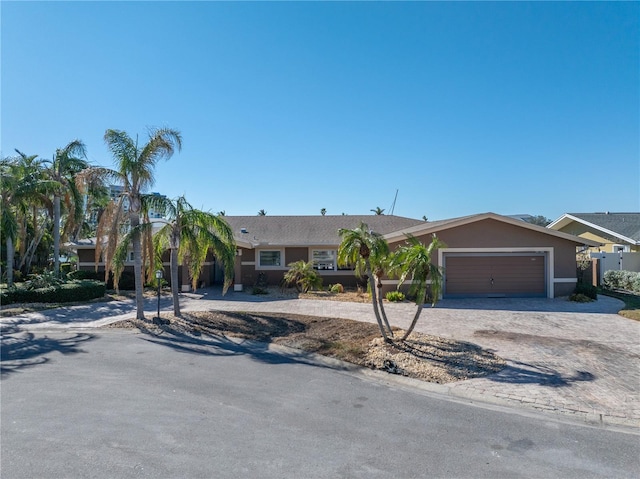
left=486, top=359, right=595, bottom=387
left=0, top=325, right=95, bottom=379
left=137, top=326, right=350, bottom=372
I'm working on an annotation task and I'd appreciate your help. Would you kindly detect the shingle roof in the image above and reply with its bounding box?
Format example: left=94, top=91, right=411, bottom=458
left=384, top=212, right=600, bottom=246
left=567, top=213, right=640, bottom=243
left=222, top=215, right=425, bottom=247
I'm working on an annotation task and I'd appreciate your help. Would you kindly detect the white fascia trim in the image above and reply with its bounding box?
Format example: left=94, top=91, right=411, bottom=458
left=438, top=247, right=555, bottom=299
left=385, top=212, right=599, bottom=246
left=554, top=278, right=578, bottom=283
left=550, top=214, right=637, bottom=245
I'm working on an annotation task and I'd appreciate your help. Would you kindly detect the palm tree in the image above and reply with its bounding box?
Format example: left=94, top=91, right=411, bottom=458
left=390, top=234, right=445, bottom=340
left=320, top=208, right=326, bottom=216
left=2, top=152, right=56, bottom=282
left=338, top=222, right=392, bottom=341
left=11, top=150, right=50, bottom=276
left=78, top=127, right=182, bottom=320
left=258, top=209, right=267, bottom=216
left=283, top=260, right=322, bottom=293
left=371, top=207, right=385, bottom=215
left=47, top=140, right=88, bottom=277
left=1, top=158, right=20, bottom=286
left=140, top=195, right=235, bottom=316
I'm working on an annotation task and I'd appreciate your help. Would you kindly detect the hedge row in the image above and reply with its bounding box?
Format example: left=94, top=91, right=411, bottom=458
left=68, top=270, right=136, bottom=290
left=1, top=280, right=106, bottom=305
left=603, top=270, right=640, bottom=294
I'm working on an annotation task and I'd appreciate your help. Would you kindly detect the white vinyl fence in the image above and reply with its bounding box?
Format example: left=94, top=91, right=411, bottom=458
left=590, top=251, right=640, bottom=284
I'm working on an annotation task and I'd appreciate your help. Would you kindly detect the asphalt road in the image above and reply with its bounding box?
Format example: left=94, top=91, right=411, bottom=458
left=1, top=328, right=638, bottom=479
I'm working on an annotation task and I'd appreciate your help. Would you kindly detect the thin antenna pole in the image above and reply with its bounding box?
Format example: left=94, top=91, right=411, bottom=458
left=390, top=189, right=399, bottom=215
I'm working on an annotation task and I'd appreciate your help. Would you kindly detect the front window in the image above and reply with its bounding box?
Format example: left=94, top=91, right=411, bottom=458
left=312, top=250, right=336, bottom=270
left=259, top=250, right=282, bottom=267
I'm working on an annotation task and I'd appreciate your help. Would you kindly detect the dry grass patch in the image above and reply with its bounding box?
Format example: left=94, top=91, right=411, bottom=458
left=106, top=310, right=506, bottom=384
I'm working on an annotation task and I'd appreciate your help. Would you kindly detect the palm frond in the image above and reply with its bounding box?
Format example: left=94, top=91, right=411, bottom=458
left=104, top=130, right=138, bottom=176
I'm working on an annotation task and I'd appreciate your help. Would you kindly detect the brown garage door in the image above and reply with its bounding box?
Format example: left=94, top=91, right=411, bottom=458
left=444, top=254, right=546, bottom=298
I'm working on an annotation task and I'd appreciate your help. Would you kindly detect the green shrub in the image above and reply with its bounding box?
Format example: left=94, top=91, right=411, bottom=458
left=68, top=269, right=102, bottom=281
left=60, top=263, right=75, bottom=275
left=573, top=282, right=597, bottom=300
left=330, top=283, right=344, bottom=294
left=604, top=270, right=640, bottom=292
left=283, top=260, right=323, bottom=293
left=24, top=271, right=64, bottom=290
left=68, top=269, right=135, bottom=290
left=569, top=293, right=593, bottom=303
left=385, top=291, right=406, bottom=302
left=0, top=280, right=105, bottom=305
left=252, top=286, right=269, bottom=295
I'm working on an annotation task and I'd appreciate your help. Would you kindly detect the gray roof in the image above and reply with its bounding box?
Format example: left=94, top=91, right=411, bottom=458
left=569, top=213, right=640, bottom=243
left=223, top=215, right=425, bottom=247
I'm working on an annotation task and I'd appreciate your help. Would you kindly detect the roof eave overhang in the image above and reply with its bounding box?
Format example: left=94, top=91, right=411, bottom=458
left=384, top=212, right=601, bottom=247
left=548, top=213, right=638, bottom=245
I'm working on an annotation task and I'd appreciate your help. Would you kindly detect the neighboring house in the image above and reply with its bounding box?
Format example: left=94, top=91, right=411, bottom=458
left=547, top=212, right=640, bottom=253
left=548, top=212, right=640, bottom=279
left=224, top=212, right=597, bottom=299
left=71, top=212, right=598, bottom=298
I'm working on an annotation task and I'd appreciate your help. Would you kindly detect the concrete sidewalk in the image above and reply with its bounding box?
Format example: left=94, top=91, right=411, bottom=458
left=2, top=288, right=638, bottom=428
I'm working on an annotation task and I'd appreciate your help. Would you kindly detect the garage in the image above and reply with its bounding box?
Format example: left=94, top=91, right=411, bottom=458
left=443, top=253, right=546, bottom=298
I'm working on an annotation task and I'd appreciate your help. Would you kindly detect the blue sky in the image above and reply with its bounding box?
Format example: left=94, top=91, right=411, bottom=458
left=2, top=1, right=638, bottom=221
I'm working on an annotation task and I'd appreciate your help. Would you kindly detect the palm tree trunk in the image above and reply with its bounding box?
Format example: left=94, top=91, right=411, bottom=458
left=375, top=277, right=394, bottom=338
left=171, top=248, right=181, bottom=317
left=130, top=211, right=145, bottom=321
left=365, top=259, right=389, bottom=342
left=6, top=236, right=14, bottom=287
left=53, top=195, right=61, bottom=277
left=401, top=290, right=428, bottom=341
left=20, top=228, right=46, bottom=274
left=401, top=304, right=424, bottom=341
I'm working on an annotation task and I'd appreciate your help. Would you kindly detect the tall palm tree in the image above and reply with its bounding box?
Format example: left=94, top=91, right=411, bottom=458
left=1, top=158, right=20, bottom=286
left=371, top=207, right=385, bottom=215
left=389, top=234, right=445, bottom=340
left=78, top=127, right=182, bottom=320
left=338, top=222, right=392, bottom=341
left=258, top=209, right=267, bottom=216
left=11, top=150, right=50, bottom=276
left=47, top=140, right=88, bottom=277
left=2, top=152, right=56, bottom=283
left=140, top=195, right=235, bottom=316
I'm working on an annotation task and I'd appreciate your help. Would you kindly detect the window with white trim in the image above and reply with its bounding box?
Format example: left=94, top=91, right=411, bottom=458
left=311, top=249, right=354, bottom=270
left=312, top=250, right=336, bottom=270
left=258, top=250, right=282, bottom=268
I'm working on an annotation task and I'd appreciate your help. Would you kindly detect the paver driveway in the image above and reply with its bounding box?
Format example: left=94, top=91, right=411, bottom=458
left=183, top=292, right=640, bottom=427
left=3, top=289, right=639, bottom=427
